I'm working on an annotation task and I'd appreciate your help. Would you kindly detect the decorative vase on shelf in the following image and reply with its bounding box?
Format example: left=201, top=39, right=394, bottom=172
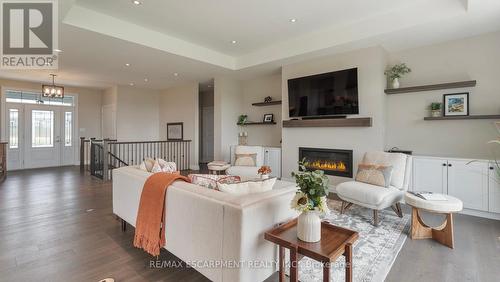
left=297, top=210, right=321, bottom=242
left=260, top=174, right=269, bottom=180
left=392, top=78, right=400, bottom=89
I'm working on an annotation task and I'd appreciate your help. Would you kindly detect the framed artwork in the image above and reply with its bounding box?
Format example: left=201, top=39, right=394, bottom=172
left=443, top=93, right=469, bottom=116
left=263, top=114, right=274, bottom=123
left=167, top=122, right=183, bottom=140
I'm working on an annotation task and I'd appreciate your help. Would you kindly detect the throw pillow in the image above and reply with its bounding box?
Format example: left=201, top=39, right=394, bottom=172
left=151, top=160, right=163, bottom=173
left=355, top=164, right=394, bottom=188
left=139, top=157, right=155, bottom=172
left=234, top=153, right=257, bottom=166
left=188, top=174, right=241, bottom=190
left=217, top=177, right=276, bottom=195
left=157, top=158, right=177, bottom=173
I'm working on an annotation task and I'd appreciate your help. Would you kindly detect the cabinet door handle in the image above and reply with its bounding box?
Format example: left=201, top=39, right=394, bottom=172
left=442, top=163, right=447, bottom=166
left=491, top=166, right=495, bottom=170
left=448, top=164, right=452, bottom=167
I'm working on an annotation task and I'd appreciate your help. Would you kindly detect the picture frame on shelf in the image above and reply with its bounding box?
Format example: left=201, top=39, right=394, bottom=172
left=167, top=122, right=183, bottom=140
left=443, top=93, right=469, bottom=116
left=263, top=114, right=274, bottom=123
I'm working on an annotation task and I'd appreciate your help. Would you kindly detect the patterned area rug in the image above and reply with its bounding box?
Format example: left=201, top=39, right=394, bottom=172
left=287, top=199, right=410, bottom=282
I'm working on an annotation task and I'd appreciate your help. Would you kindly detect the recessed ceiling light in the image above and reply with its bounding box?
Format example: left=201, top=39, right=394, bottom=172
left=53, top=48, right=62, bottom=52
left=132, top=0, right=142, bottom=5
left=173, top=72, right=179, bottom=76
left=129, top=82, right=135, bottom=86
left=289, top=18, right=297, bottom=23
left=125, top=63, right=130, bottom=67
left=231, top=40, right=237, bottom=44
left=144, top=78, right=148, bottom=82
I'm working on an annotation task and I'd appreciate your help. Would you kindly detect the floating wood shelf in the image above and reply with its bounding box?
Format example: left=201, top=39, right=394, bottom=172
left=251, top=101, right=282, bottom=106
left=424, top=115, right=500, bottom=121
left=237, top=122, right=277, bottom=125
left=283, top=117, right=372, bottom=128
left=385, top=80, right=476, bottom=94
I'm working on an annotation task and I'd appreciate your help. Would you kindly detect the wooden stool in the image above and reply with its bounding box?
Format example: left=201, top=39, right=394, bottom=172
left=405, top=193, right=463, bottom=249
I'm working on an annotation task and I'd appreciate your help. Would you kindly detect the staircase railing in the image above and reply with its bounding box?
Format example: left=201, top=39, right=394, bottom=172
left=81, top=137, right=191, bottom=180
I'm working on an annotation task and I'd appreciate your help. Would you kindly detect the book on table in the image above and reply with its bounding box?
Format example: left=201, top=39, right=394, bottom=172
left=409, top=191, right=447, bottom=201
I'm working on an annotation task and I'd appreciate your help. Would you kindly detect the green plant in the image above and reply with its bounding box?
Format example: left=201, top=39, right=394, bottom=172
left=384, top=63, right=412, bottom=80
left=290, top=159, right=330, bottom=213
left=431, top=103, right=442, bottom=111
left=237, top=115, right=248, bottom=124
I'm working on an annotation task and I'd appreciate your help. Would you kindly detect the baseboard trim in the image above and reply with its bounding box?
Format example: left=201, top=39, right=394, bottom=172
left=459, top=208, right=500, bottom=220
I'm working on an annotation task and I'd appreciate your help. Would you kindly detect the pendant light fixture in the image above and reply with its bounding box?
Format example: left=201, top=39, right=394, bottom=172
left=42, top=74, right=64, bottom=98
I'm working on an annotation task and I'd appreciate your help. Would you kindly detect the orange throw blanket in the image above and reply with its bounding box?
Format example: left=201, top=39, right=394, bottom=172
left=133, top=172, right=189, bottom=256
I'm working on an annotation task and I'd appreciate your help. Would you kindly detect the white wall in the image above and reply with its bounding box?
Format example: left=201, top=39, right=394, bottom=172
left=281, top=47, right=388, bottom=184
left=386, top=31, right=500, bottom=159
left=115, top=86, right=160, bottom=141
left=101, top=86, right=117, bottom=139
left=241, top=74, right=282, bottom=147
left=214, top=77, right=242, bottom=161
left=160, top=82, right=199, bottom=169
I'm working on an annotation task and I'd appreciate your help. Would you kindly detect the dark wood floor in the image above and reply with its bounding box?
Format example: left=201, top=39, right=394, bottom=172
left=1, top=166, right=499, bottom=282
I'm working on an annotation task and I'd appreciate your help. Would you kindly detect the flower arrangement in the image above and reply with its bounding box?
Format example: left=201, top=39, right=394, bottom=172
left=290, top=160, right=330, bottom=214
left=384, top=63, right=412, bottom=80
left=258, top=165, right=272, bottom=175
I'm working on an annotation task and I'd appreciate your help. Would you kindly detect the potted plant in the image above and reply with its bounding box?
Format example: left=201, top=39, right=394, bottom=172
left=430, top=102, right=442, bottom=117
left=384, top=63, right=412, bottom=89
left=291, top=160, right=330, bottom=242
left=237, top=115, right=248, bottom=125
left=258, top=165, right=272, bottom=179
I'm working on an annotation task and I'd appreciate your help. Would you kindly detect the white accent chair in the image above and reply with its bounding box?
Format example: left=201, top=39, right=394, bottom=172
left=226, top=145, right=264, bottom=178
left=336, top=151, right=412, bottom=226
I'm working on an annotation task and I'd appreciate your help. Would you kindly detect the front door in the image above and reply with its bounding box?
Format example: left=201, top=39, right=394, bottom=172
left=24, top=105, right=61, bottom=169
left=5, top=103, right=76, bottom=170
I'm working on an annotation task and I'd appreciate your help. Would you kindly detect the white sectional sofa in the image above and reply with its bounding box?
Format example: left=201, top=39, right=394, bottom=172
left=112, top=166, right=298, bottom=282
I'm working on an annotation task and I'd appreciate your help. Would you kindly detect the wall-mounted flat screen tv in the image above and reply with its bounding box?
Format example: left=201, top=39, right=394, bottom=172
left=288, top=68, right=358, bottom=118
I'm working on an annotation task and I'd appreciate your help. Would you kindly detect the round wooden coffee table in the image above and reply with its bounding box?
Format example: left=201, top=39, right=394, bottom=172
left=405, top=192, right=463, bottom=248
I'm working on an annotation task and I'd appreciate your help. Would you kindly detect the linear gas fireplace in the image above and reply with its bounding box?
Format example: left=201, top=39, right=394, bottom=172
left=299, top=147, right=353, bottom=178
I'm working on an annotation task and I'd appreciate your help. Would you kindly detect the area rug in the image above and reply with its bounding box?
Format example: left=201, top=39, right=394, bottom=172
left=287, top=199, right=410, bottom=282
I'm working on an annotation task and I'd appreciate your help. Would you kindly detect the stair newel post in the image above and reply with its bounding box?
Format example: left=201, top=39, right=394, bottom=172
left=80, top=137, right=85, bottom=171
left=103, top=139, right=109, bottom=181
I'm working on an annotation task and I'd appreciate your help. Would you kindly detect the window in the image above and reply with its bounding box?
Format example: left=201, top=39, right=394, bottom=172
left=6, top=90, right=74, bottom=106
left=9, top=109, right=18, bottom=149
left=65, top=112, right=72, bottom=146
left=32, top=110, right=54, bottom=148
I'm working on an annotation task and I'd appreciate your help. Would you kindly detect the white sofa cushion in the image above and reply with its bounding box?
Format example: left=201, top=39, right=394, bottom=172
left=336, top=181, right=404, bottom=209
left=362, top=152, right=408, bottom=189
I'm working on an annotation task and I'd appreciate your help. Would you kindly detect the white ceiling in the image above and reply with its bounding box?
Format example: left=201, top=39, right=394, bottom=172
left=1, top=0, right=500, bottom=90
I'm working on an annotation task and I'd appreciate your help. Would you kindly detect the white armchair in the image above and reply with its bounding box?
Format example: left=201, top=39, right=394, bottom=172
left=226, top=145, right=264, bottom=178
left=336, top=151, right=412, bottom=226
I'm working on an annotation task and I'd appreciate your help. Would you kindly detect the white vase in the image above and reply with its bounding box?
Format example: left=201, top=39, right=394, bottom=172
left=297, top=210, right=321, bottom=242
left=260, top=174, right=269, bottom=179
left=431, top=110, right=442, bottom=117
left=392, top=78, right=400, bottom=89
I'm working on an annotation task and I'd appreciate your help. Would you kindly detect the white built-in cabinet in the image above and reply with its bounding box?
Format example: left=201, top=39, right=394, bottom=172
left=412, top=156, right=499, bottom=214
left=489, top=162, right=500, bottom=214
left=264, top=147, right=281, bottom=178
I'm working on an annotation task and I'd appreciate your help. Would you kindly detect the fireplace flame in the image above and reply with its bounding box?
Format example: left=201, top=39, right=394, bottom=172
left=307, top=160, right=347, bottom=172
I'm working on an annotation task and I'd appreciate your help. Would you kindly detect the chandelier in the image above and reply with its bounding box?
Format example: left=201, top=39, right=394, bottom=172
left=42, top=74, right=64, bottom=98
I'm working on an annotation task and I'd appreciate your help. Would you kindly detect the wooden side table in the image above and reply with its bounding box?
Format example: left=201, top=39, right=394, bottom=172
left=265, top=218, right=359, bottom=282
left=405, top=192, right=463, bottom=248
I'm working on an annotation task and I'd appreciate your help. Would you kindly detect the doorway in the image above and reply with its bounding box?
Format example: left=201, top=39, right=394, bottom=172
left=199, top=80, right=214, bottom=166
left=3, top=90, right=77, bottom=170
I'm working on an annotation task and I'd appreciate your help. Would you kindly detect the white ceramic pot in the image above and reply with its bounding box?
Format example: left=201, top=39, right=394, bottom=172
left=297, top=210, right=321, bottom=242
left=392, top=78, right=400, bottom=89
left=431, top=110, right=441, bottom=117
left=260, top=174, right=269, bottom=179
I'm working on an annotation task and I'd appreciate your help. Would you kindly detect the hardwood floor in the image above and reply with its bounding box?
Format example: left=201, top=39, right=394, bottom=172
left=1, top=167, right=499, bottom=282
